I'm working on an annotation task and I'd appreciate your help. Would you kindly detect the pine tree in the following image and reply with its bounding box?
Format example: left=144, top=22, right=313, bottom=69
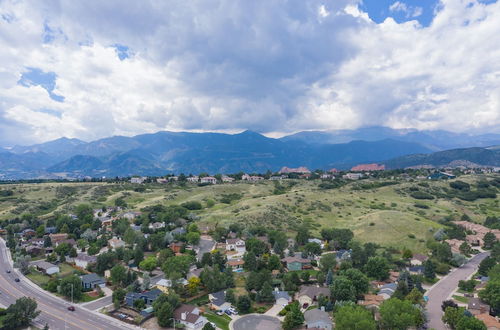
left=326, top=269, right=334, bottom=286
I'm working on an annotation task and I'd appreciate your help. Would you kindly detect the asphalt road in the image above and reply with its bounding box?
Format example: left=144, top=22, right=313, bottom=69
left=197, top=237, right=215, bottom=261
left=0, top=238, right=137, bottom=330
left=425, top=252, right=490, bottom=330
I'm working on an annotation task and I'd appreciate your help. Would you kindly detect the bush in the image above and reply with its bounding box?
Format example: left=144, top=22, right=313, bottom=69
left=181, top=201, right=203, bottom=210
left=414, top=203, right=430, bottom=209
left=410, top=191, right=435, bottom=200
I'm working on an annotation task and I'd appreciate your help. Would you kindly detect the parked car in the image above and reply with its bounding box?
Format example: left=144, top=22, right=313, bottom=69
left=224, top=310, right=232, bottom=315
left=67, top=306, right=75, bottom=311
left=6, top=270, right=10, bottom=273
left=14, top=278, right=20, bottom=282
left=216, top=310, right=223, bottom=316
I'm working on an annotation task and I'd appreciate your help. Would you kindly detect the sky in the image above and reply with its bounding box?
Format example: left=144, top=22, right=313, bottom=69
left=0, top=0, right=499, bottom=146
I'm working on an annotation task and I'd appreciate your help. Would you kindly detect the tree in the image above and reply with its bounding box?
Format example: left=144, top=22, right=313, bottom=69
left=326, top=269, right=334, bottom=286
left=157, top=302, right=174, bottom=327
left=334, top=305, right=376, bottom=330
left=436, top=242, right=453, bottom=263
left=3, top=297, right=40, bottom=329
left=112, top=288, right=126, bottom=308
left=459, top=242, right=471, bottom=255
left=134, top=247, right=144, bottom=265
left=60, top=275, right=83, bottom=301
left=331, top=229, right=354, bottom=249
left=484, top=232, right=497, bottom=250
left=268, top=254, right=281, bottom=270
left=187, top=276, right=201, bottom=295
left=331, top=276, right=356, bottom=302
left=441, top=299, right=458, bottom=312
left=110, top=264, right=127, bottom=286
left=186, top=232, right=201, bottom=245
left=139, top=256, right=158, bottom=272
left=243, top=251, right=257, bottom=271
left=236, top=295, right=252, bottom=314
left=162, top=255, right=194, bottom=277
left=443, top=306, right=467, bottom=329
left=282, top=301, right=304, bottom=330
left=379, top=298, right=423, bottom=330
left=320, top=253, right=337, bottom=272
left=424, top=259, right=436, bottom=280
left=341, top=268, right=369, bottom=298
left=479, top=280, right=500, bottom=313
left=365, top=256, right=389, bottom=281
left=304, top=242, right=322, bottom=257
left=478, top=256, right=496, bottom=276
left=456, top=316, right=487, bottom=330
left=257, top=281, right=275, bottom=303
left=295, top=225, right=309, bottom=246
left=201, top=252, right=213, bottom=267
left=43, top=235, right=52, bottom=248
left=405, top=288, right=424, bottom=305
left=142, top=272, right=151, bottom=291
left=134, top=299, right=146, bottom=310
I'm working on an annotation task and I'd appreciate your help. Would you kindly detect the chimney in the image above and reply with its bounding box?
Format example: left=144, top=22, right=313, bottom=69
left=181, top=312, right=186, bottom=320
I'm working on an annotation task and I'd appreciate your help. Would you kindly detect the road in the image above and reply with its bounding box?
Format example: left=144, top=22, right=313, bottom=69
left=0, top=238, right=138, bottom=330
left=197, top=237, right=215, bottom=261
left=425, top=252, right=490, bottom=330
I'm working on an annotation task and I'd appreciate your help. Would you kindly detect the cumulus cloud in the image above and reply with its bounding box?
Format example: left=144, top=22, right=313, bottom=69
left=389, top=1, right=423, bottom=18
left=0, top=0, right=499, bottom=146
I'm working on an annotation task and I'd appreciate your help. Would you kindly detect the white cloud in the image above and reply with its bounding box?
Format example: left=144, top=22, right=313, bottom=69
left=389, top=1, right=423, bottom=18
left=0, top=0, right=499, bottom=146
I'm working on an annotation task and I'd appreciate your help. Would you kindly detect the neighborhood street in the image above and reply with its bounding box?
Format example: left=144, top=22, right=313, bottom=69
left=0, top=238, right=138, bottom=330
left=425, top=252, right=490, bottom=330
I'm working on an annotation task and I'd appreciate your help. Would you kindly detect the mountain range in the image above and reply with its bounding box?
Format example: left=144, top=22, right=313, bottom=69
left=1, top=127, right=499, bottom=179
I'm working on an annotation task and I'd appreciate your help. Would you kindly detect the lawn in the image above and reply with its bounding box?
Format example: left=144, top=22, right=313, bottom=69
left=26, top=270, right=51, bottom=287
left=205, top=311, right=231, bottom=330
left=452, top=295, right=469, bottom=304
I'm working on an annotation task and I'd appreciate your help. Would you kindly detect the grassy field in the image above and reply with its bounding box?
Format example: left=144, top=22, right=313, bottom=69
left=1, top=174, right=499, bottom=253
left=205, top=311, right=231, bottom=330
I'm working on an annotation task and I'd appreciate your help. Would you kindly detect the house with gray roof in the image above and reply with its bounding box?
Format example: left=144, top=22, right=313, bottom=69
left=125, top=289, right=162, bottom=307
left=304, top=308, right=332, bottom=329
left=80, top=273, right=106, bottom=289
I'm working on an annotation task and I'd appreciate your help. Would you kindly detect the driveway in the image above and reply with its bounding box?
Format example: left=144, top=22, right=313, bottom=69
left=265, top=298, right=287, bottom=317
left=425, top=252, right=490, bottom=330
left=197, top=237, right=215, bottom=261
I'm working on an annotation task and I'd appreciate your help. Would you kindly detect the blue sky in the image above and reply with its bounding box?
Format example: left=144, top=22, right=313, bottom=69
left=0, top=0, right=499, bottom=146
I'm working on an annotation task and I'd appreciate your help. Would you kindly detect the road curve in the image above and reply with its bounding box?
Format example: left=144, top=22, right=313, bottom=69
left=0, top=238, right=138, bottom=330
left=425, top=252, right=490, bottom=330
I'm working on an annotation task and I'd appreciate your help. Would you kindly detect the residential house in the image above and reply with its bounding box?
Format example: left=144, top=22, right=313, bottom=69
left=273, top=290, right=291, bottom=307
left=22, top=228, right=36, bottom=238
left=74, top=254, right=97, bottom=269
left=227, top=259, right=245, bottom=270
left=428, top=172, right=456, bottom=180
left=320, top=174, right=334, bottom=179
left=269, top=175, right=287, bottom=180
left=108, top=237, right=125, bottom=249
left=173, top=304, right=207, bottom=329
left=149, top=222, right=165, bottom=230
left=122, top=211, right=141, bottom=220
left=408, top=265, right=425, bottom=275
left=209, top=290, right=232, bottom=312
left=342, top=173, right=362, bottom=180
left=410, top=253, right=429, bottom=266
left=200, top=176, right=217, bottom=184
left=304, top=308, right=332, bottom=330
left=155, top=278, right=188, bottom=293
left=49, top=233, right=68, bottom=245
left=297, top=286, right=331, bottom=308
left=171, top=227, right=187, bottom=236
left=187, top=176, right=199, bottom=183
left=130, top=177, right=147, bottom=184
left=308, top=238, right=324, bottom=249
left=446, top=239, right=465, bottom=254
left=44, top=226, right=57, bottom=234
left=281, top=256, right=311, bottom=271
left=221, top=176, right=234, bottom=183
left=100, top=217, right=116, bottom=228
left=378, top=283, right=397, bottom=300
left=335, top=249, right=352, bottom=262
left=32, top=261, right=59, bottom=275
left=358, top=294, right=385, bottom=309
left=170, top=242, right=184, bottom=254
left=476, top=313, right=500, bottom=330
left=225, top=238, right=246, bottom=254
left=188, top=268, right=203, bottom=280
left=468, top=298, right=491, bottom=315
left=81, top=273, right=106, bottom=290
left=125, top=289, right=162, bottom=307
